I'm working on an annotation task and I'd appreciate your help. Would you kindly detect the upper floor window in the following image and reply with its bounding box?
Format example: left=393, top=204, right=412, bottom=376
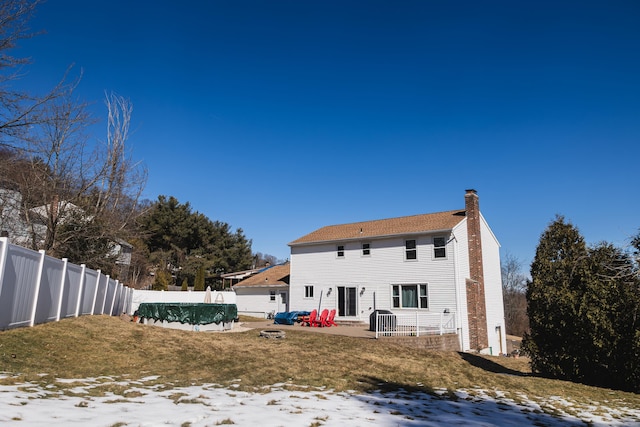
left=304, top=285, right=314, bottom=298
left=433, top=237, right=446, bottom=258
left=337, top=245, right=345, bottom=258
left=405, top=239, right=417, bottom=260
left=362, top=242, right=370, bottom=256
left=392, top=284, right=428, bottom=309
left=269, top=290, right=276, bottom=301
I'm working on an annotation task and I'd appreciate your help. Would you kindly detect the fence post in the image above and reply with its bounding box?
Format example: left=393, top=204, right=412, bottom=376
left=55, top=258, right=68, bottom=322
left=29, top=250, right=46, bottom=327
left=440, top=312, right=444, bottom=335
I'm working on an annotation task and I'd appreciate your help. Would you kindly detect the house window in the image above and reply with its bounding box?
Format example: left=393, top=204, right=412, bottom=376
left=269, top=290, right=276, bottom=301
left=405, top=239, right=417, bottom=260
left=392, top=284, right=428, bottom=309
left=362, top=242, right=370, bottom=256
left=434, top=237, right=446, bottom=258
left=337, top=245, right=345, bottom=258
left=304, top=285, right=314, bottom=298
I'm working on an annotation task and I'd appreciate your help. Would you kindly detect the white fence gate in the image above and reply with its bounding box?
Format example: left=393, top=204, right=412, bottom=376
left=0, top=237, right=133, bottom=330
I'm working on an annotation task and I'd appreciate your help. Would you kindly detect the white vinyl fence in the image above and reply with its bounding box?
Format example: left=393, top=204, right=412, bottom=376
left=0, top=237, right=133, bottom=330
left=374, top=312, right=456, bottom=339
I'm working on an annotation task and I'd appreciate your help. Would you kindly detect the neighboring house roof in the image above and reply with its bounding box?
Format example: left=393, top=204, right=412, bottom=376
left=220, top=267, right=264, bottom=280
left=233, top=263, right=290, bottom=288
left=289, top=209, right=466, bottom=246
left=29, top=200, right=90, bottom=224
left=114, top=238, right=133, bottom=248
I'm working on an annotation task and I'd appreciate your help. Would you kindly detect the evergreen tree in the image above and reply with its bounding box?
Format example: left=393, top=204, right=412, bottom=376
left=137, top=195, right=254, bottom=283
left=522, top=216, right=589, bottom=381
left=152, top=269, right=171, bottom=291
left=585, top=243, right=639, bottom=390
left=523, top=216, right=640, bottom=392
left=194, top=265, right=205, bottom=291
left=181, top=278, right=188, bottom=291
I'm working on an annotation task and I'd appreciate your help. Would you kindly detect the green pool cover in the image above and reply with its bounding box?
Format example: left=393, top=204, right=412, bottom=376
left=136, top=303, right=237, bottom=325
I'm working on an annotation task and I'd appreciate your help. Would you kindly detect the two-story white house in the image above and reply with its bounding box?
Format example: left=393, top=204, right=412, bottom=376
left=288, top=189, right=506, bottom=354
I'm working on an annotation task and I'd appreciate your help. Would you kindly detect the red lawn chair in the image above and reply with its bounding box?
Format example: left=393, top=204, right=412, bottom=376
left=313, top=309, right=329, bottom=327
left=301, top=309, right=317, bottom=327
left=323, top=309, right=337, bottom=327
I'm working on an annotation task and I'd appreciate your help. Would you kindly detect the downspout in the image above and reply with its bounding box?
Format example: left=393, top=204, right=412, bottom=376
left=452, top=234, right=464, bottom=351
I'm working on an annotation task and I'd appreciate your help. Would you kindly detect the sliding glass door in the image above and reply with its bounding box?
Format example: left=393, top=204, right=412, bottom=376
left=337, top=286, right=357, bottom=317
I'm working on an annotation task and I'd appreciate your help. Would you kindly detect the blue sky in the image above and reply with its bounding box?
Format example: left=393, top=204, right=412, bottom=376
left=16, top=0, right=640, bottom=268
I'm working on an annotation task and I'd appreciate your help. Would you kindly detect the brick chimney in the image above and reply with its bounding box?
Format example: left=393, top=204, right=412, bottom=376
left=464, top=189, right=488, bottom=350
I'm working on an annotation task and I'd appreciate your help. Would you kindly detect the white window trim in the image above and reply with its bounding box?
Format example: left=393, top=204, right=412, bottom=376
left=433, top=236, right=448, bottom=260
left=405, top=239, right=417, bottom=261
left=336, top=245, right=345, bottom=258
left=391, top=283, right=429, bottom=309
left=361, top=242, right=371, bottom=257
left=269, top=290, right=276, bottom=302
left=304, top=285, right=314, bottom=299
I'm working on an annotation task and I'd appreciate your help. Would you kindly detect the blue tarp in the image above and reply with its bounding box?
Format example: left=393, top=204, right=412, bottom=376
left=273, top=311, right=310, bottom=325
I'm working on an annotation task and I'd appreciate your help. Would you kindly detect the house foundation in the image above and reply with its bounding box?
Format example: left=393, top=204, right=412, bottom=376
left=379, top=333, right=461, bottom=352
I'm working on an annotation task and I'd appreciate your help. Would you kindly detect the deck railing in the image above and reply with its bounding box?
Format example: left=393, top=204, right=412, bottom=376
left=375, top=312, right=456, bottom=338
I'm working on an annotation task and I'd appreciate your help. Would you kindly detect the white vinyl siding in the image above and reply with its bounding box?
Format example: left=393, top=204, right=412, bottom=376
left=235, top=287, right=288, bottom=317
left=452, top=221, right=471, bottom=351
left=480, top=213, right=506, bottom=355
left=289, top=235, right=457, bottom=321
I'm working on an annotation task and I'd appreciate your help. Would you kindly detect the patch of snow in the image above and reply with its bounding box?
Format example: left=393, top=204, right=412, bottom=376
left=0, top=380, right=637, bottom=426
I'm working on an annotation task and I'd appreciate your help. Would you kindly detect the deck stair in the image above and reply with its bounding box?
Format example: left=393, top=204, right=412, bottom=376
left=335, top=320, right=369, bottom=328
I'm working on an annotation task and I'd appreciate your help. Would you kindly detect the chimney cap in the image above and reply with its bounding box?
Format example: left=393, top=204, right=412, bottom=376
left=465, top=189, right=477, bottom=195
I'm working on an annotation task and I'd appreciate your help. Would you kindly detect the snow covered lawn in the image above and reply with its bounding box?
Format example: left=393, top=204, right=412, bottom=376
left=1, top=376, right=638, bottom=426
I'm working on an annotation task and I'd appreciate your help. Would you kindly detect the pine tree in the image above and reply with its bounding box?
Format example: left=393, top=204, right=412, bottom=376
left=194, top=265, right=205, bottom=291
left=523, top=216, right=640, bottom=392
left=522, top=216, right=589, bottom=381
left=137, top=195, right=254, bottom=286
left=152, top=269, right=171, bottom=291
left=585, top=242, right=639, bottom=390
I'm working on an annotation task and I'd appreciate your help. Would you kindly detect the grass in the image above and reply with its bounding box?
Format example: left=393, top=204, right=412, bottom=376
left=0, top=315, right=639, bottom=418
